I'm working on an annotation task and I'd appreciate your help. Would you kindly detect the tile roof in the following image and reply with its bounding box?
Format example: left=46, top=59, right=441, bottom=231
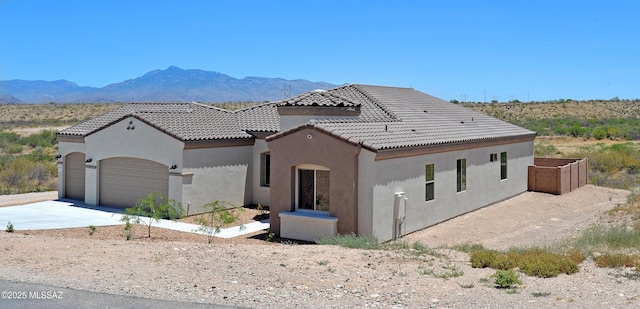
left=58, top=103, right=253, bottom=141
left=59, top=84, right=535, bottom=149
left=277, top=90, right=361, bottom=108
left=268, top=85, right=536, bottom=151
left=234, top=103, right=280, bottom=133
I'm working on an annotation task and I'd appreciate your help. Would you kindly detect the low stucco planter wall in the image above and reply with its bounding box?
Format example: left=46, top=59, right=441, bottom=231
left=279, top=211, right=338, bottom=242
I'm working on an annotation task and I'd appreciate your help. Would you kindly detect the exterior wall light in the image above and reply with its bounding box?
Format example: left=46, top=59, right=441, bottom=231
left=55, top=154, right=62, bottom=159
left=85, top=158, right=92, bottom=163
left=170, top=165, right=177, bottom=170
left=307, top=133, right=313, bottom=139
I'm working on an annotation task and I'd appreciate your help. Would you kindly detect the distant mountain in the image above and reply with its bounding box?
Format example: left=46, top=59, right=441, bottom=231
left=0, top=94, right=24, bottom=104
left=0, top=66, right=337, bottom=104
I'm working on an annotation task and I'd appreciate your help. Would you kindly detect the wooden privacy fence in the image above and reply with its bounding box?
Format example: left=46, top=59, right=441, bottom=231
left=528, top=158, right=588, bottom=195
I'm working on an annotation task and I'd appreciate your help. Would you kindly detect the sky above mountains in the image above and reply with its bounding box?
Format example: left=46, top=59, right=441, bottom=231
left=1, top=0, right=638, bottom=102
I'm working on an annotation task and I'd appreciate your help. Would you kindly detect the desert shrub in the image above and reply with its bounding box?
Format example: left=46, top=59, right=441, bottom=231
left=5, top=221, right=14, bottom=233
left=0, top=157, right=35, bottom=186
left=454, top=242, right=486, bottom=253
left=470, top=249, right=497, bottom=268
left=469, top=247, right=580, bottom=277
left=566, top=248, right=587, bottom=264
left=410, top=241, right=442, bottom=257
left=316, top=233, right=379, bottom=249
left=490, top=253, right=518, bottom=270
left=120, top=192, right=184, bottom=238
left=518, top=248, right=579, bottom=277
left=591, top=127, right=607, bottom=140
left=594, top=253, right=638, bottom=268
left=3, top=143, right=23, bottom=154
left=492, top=269, right=521, bottom=288
left=21, top=130, right=57, bottom=148
left=568, top=124, right=586, bottom=137
left=534, top=143, right=561, bottom=156
left=194, top=200, right=245, bottom=244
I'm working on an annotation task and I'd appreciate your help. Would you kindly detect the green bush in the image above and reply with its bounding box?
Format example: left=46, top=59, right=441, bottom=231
left=5, top=221, right=14, bottom=233
left=470, top=249, right=497, bottom=268
left=469, top=247, right=580, bottom=278
left=492, top=269, right=521, bottom=288
left=518, top=248, right=579, bottom=278
left=490, top=253, right=518, bottom=270
left=591, top=127, right=607, bottom=140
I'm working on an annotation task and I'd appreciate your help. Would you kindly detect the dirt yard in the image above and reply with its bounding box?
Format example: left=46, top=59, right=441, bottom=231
left=0, top=185, right=638, bottom=308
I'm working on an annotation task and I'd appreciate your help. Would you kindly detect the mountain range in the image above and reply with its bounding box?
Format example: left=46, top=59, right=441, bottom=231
left=0, top=66, right=337, bottom=104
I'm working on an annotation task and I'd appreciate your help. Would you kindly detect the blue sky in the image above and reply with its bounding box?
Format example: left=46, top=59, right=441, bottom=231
left=0, top=0, right=638, bottom=102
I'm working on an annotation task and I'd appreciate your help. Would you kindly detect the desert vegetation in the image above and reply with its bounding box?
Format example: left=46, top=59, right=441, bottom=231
left=0, top=103, right=123, bottom=130
left=463, top=99, right=640, bottom=139
left=0, top=129, right=59, bottom=194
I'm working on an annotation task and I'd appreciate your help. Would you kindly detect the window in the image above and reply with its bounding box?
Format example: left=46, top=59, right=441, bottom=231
left=500, top=152, right=507, bottom=180
left=297, top=167, right=330, bottom=212
left=425, top=164, right=435, bottom=201
left=490, top=153, right=498, bottom=162
left=260, top=152, right=270, bottom=187
left=457, top=158, right=466, bottom=192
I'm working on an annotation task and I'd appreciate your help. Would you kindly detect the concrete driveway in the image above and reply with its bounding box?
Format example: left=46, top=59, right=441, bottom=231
left=0, top=201, right=126, bottom=230
left=0, top=200, right=269, bottom=238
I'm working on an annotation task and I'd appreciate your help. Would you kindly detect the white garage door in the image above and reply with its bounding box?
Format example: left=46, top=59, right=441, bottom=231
left=99, top=158, right=169, bottom=208
left=65, top=152, right=85, bottom=200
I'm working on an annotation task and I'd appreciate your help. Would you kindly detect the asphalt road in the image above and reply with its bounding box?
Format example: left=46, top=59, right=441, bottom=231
left=0, top=280, right=244, bottom=309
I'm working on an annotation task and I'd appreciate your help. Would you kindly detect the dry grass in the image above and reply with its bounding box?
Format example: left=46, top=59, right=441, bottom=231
left=0, top=103, right=123, bottom=129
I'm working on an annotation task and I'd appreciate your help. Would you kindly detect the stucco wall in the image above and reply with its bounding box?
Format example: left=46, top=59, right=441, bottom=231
left=182, top=145, right=253, bottom=214
left=363, top=140, right=534, bottom=242
left=251, top=139, right=271, bottom=206
left=357, top=149, right=376, bottom=237
left=83, top=117, right=184, bottom=206
left=268, top=129, right=360, bottom=235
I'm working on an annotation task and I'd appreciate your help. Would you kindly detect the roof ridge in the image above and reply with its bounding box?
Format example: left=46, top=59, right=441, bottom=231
left=232, top=102, right=277, bottom=114
left=351, top=84, right=414, bottom=90
left=193, top=102, right=233, bottom=113
left=350, top=84, right=400, bottom=121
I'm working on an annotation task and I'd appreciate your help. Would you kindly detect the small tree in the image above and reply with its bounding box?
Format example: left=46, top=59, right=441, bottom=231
left=120, top=192, right=184, bottom=238
left=194, top=200, right=245, bottom=244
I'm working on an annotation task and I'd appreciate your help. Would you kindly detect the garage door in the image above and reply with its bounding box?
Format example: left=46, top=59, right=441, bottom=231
left=65, top=152, right=85, bottom=200
left=99, top=158, right=169, bottom=208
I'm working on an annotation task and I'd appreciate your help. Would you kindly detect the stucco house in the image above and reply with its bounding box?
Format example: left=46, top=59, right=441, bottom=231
left=57, top=84, right=536, bottom=242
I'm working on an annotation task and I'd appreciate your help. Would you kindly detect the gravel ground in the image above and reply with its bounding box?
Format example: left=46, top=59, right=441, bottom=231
left=1, top=185, right=639, bottom=308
